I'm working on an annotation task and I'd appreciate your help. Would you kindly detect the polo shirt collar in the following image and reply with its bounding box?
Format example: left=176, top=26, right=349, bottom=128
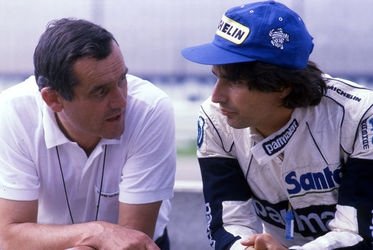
left=43, top=103, right=70, bottom=148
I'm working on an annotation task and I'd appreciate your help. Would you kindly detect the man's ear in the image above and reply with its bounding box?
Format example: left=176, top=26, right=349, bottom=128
left=40, top=87, right=63, bottom=112
left=279, top=87, right=292, bottom=99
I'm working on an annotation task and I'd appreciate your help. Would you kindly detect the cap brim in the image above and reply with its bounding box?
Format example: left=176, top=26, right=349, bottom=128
left=181, top=43, right=255, bottom=65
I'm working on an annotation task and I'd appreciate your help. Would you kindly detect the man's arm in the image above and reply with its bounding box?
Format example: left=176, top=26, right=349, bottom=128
left=0, top=198, right=159, bottom=250
left=119, top=201, right=162, bottom=238
left=0, top=198, right=89, bottom=249
left=197, top=101, right=261, bottom=250
left=199, top=157, right=260, bottom=250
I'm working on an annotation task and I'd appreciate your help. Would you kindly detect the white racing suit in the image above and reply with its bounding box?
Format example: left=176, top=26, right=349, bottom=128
left=197, top=76, right=373, bottom=249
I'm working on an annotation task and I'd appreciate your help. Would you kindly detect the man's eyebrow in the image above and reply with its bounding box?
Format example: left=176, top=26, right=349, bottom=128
left=88, top=82, right=107, bottom=95
left=211, top=68, right=229, bottom=79
left=89, top=67, right=129, bottom=94
left=117, top=68, right=129, bottom=82
left=123, top=67, right=129, bottom=76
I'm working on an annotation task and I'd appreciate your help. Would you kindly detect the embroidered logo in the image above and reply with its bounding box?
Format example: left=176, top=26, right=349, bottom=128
left=285, top=166, right=342, bottom=196
left=252, top=197, right=336, bottom=237
left=197, top=116, right=205, bottom=148
left=362, top=118, right=369, bottom=150
left=205, top=203, right=216, bottom=248
left=269, top=28, right=289, bottom=49
left=327, top=85, right=362, bottom=102
left=216, top=15, right=250, bottom=44
left=368, top=117, right=373, bottom=146
left=263, top=119, right=298, bottom=155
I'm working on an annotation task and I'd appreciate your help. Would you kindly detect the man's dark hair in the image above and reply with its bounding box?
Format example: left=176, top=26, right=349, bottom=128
left=215, top=61, right=327, bottom=108
left=33, top=18, right=117, bottom=100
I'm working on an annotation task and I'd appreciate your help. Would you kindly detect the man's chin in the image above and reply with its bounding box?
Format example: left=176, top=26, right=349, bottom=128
left=227, top=119, right=247, bottom=129
left=103, top=126, right=125, bottom=139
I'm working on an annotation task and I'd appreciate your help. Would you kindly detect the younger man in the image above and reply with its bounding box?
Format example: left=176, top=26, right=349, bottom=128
left=182, top=1, right=373, bottom=249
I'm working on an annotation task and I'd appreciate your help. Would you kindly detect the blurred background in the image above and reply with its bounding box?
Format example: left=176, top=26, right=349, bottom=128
left=1, top=0, right=373, bottom=150
left=1, top=0, right=372, bottom=249
left=1, top=0, right=373, bottom=149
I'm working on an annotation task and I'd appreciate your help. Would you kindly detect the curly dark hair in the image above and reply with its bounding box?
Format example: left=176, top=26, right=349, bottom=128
left=214, top=61, right=327, bottom=108
left=33, top=18, right=117, bottom=100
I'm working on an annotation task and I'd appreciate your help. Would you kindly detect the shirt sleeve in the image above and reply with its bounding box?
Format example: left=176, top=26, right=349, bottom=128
left=118, top=96, right=176, bottom=204
left=291, top=105, right=373, bottom=249
left=0, top=85, right=40, bottom=201
left=197, top=100, right=261, bottom=250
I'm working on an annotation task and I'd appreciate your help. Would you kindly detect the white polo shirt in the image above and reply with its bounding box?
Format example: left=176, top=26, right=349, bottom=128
left=0, top=75, right=176, bottom=240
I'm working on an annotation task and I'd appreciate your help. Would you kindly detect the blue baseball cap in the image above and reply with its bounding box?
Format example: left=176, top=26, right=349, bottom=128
left=181, top=1, right=314, bottom=69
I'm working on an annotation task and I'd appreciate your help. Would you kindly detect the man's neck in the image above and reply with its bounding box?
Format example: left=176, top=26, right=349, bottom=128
left=55, top=113, right=100, bottom=156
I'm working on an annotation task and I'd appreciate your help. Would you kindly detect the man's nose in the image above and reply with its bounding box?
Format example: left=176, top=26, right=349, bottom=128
left=110, top=87, right=126, bottom=109
left=211, top=80, right=227, bottom=104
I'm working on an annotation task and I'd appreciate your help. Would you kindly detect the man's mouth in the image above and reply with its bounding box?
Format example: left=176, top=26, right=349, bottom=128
left=220, top=108, right=235, bottom=116
left=106, top=113, right=121, bottom=122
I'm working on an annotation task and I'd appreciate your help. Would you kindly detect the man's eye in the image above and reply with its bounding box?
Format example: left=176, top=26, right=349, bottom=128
left=95, top=88, right=108, bottom=97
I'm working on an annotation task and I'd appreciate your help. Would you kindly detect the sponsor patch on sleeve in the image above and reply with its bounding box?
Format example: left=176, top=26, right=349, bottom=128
left=197, top=116, right=205, bottom=148
left=360, top=116, right=373, bottom=151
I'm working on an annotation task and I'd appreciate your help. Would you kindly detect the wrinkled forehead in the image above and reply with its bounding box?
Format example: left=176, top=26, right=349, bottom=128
left=72, top=43, right=126, bottom=87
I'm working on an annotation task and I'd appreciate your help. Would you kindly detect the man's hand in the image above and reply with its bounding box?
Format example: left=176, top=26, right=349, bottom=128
left=241, top=233, right=287, bottom=250
left=85, top=221, right=160, bottom=250
left=65, top=247, right=95, bottom=250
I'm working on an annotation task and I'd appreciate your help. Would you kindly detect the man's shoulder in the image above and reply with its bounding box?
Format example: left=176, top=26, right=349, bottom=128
left=0, top=76, right=39, bottom=100
left=199, top=97, right=235, bottom=135
left=0, top=76, right=43, bottom=144
left=200, top=97, right=219, bottom=115
left=127, top=74, right=168, bottom=97
left=127, top=75, right=172, bottom=111
left=0, top=76, right=41, bottom=113
left=324, top=76, right=373, bottom=108
left=321, top=76, right=373, bottom=153
left=323, top=76, right=373, bottom=120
